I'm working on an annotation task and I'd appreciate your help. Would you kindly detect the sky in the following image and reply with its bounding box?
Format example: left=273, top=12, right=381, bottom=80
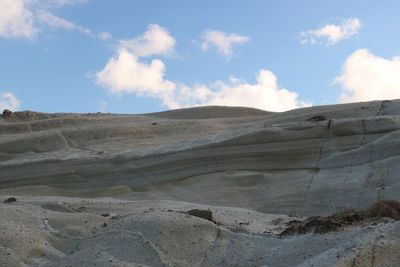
left=1, top=0, right=400, bottom=114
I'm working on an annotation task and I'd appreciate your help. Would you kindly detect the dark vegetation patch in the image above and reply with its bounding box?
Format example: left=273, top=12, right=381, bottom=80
left=281, top=200, right=400, bottom=236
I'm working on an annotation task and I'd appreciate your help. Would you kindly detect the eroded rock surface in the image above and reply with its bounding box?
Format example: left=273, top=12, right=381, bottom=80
left=1, top=101, right=400, bottom=266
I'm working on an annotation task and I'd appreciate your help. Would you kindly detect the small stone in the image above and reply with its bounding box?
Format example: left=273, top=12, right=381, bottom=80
left=3, top=197, right=17, bottom=204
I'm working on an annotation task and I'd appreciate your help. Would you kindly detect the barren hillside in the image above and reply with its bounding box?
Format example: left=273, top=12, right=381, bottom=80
left=1, top=100, right=400, bottom=266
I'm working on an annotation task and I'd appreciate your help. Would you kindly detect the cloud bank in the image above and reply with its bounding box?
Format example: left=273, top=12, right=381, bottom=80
left=96, top=25, right=307, bottom=112
left=335, top=49, right=400, bottom=103
left=301, top=18, right=361, bottom=45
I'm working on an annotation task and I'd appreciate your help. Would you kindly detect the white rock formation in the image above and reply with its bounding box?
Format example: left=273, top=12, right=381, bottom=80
left=1, top=100, right=400, bottom=266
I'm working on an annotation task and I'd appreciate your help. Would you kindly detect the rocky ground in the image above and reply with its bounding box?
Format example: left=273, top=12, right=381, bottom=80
left=1, top=100, right=400, bottom=266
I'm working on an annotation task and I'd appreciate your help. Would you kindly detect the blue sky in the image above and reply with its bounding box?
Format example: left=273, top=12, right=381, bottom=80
left=1, top=0, right=400, bottom=114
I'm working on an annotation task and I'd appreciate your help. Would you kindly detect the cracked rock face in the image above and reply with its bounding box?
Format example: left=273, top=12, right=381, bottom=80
left=1, top=101, right=400, bottom=266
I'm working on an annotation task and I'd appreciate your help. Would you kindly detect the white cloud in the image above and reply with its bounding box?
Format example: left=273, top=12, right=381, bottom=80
left=301, top=18, right=361, bottom=45
left=96, top=51, right=306, bottom=111
left=0, top=0, right=38, bottom=39
left=0, top=0, right=91, bottom=40
left=0, top=92, right=21, bottom=111
left=199, top=70, right=308, bottom=111
left=200, top=30, right=249, bottom=57
left=36, top=9, right=91, bottom=34
left=96, top=49, right=176, bottom=102
left=170, top=70, right=308, bottom=111
left=95, top=25, right=306, bottom=112
left=119, top=24, right=176, bottom=57
left=96, top=24, right=178, bottom=107
left=335, top=49, right=400, bottom=103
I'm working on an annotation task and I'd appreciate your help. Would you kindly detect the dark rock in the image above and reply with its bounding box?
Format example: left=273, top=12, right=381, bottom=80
left=4, top=197, right=17, bottom=204
left=362, top=199, right=400, bottom=220
left=2, top=109, right=13, bottom=117
left=187, top=209, right=214, bottom=222
left=280, top=199, right=400, bottom=236
left=306, top=115, right=328, bottom=122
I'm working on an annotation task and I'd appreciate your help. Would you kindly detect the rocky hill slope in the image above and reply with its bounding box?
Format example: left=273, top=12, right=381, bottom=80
left=1, top=100, right=400, bottom=266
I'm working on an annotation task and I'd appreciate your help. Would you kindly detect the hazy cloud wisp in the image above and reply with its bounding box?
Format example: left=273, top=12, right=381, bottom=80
left=40, top=0, right=89, bottom=8
left=200, top=30, right=249, bottom=57
left=36, top=9, right=91, bottom=34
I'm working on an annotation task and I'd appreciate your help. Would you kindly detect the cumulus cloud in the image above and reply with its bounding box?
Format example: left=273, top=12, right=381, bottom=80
left=301, top=18, right=361, bottom=45
left=200, top=30, right=249, bottom=57
left=96, top=24, right=177, bottom=106
left=95, top=25, right=306, bottom=111
left=335, top=49, right=400, bottom=103
left=0, top=0, right=92, bottom=40
left=0, top=92, right=21, bottom=111
left=96, top=49, right=176, bottom=101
